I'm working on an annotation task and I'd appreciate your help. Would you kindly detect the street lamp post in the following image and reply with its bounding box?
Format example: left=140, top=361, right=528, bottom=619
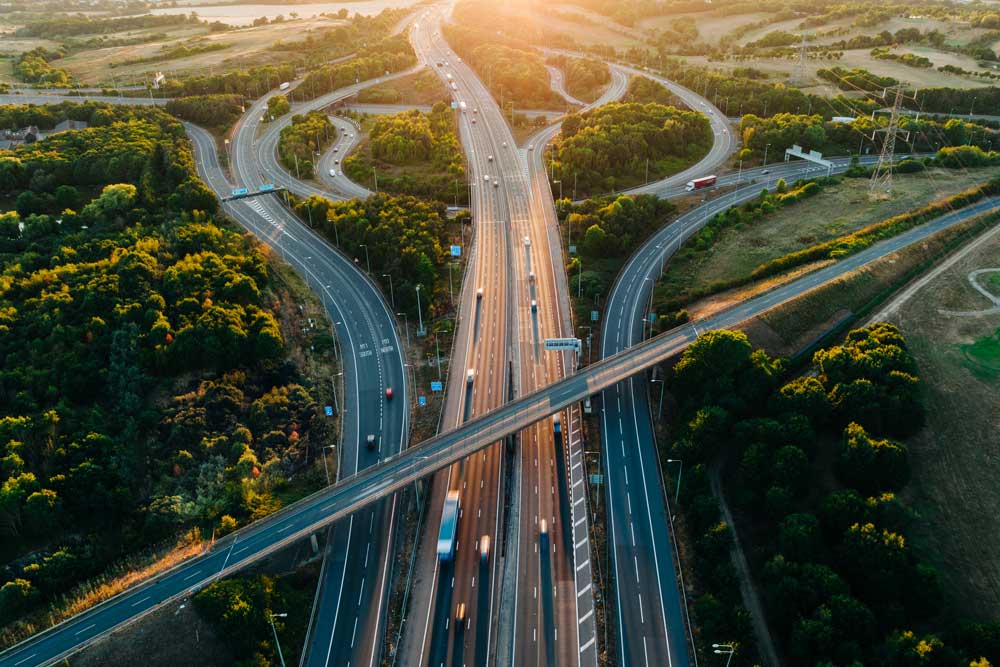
left=397, top=312, right=410, bottom=346
left=360, top=244, right=371, bottom=273
left=267, top=612, right=288, bottom=667
left=382, top=273, right=395, bottom=309
left=713, top=643, right=735, bottom=667
left=553, top=179, right=562, bottom=201
left=763, top=142, right=772, bottom=169
left=666, top=458, right=683, bottom=505
left=415, top=285, right=427, bottom=337
left=322, top=443, right=336, bottom=485
left=737, top=159, right=743, bottom=186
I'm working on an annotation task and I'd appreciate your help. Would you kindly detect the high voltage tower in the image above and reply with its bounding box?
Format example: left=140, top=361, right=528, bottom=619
left=790, top=33, right=809, bottom=86
left=869, top=85, right=916, bottom=200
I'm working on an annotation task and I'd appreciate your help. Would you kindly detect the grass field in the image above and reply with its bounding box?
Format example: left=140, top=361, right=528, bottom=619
left=50, top=17, right=342, bottom=86
left=658, top=167, right=1000, bottom=309
left=881, top=227, right=1000, bottom=620
left=356, top=69, right=449, bottom=106
left=638, top=11, right=772, bottom=44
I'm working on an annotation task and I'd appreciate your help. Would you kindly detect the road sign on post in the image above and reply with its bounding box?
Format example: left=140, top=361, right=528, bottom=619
left=544, top=338, right=582, bottom=353
left=430, top=381, right=443, bottom=392
left=450, top=245, right=461, bottom=257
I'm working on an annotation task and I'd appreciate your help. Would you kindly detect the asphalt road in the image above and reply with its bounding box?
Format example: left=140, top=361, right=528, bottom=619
left=1, top=179, right=994, bottom=667
left=597, top=151, right=933, bottom=665
left=408, top=9, right=517, bottom=666
left=513, top=64, right=630, bottom=667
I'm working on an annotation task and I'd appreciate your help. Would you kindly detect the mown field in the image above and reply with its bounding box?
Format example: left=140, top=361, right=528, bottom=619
left=661, top=167, right=1000, bottom=315
left=885, top=226, right=1000, bottom=619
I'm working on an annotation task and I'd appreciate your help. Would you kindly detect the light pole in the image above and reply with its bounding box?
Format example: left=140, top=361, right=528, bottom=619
left=553, top=179, right=562, bottom=201
left=322, top=443, right=336, bottom=485
left=713, top=643, right=735, bottom=667
left=970, top=96, right=977, bottom=117
left=650, top=374, right=666, bottom=418
left=404, top=362, right=418, bottom=398
left=382, top=273, right=395, bottom=309
left=762, top=142, right=772, bottom=169
left=373, top=167, right=379, bottom=193
left=415, top=284, right=426, bottom=337
left=267, top=612, right=288, bottom=667
left=359, top=244, right=371, bottom=273
left=397, top=312, right=410, bottom=346
left=737, top=159, right=743, bottom=186
left=666, top=458, right=682, bottom=504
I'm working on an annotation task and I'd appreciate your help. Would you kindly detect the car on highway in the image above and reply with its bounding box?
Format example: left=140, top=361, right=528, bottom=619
left=467, top=368, right=475, bottom=384
left=476, top=287, right=483, bottom=300
left=524, top=236, right=531, bottom=247
left=531, top=299, right=537, bottom=312
left=329, top=169, right=336, bottom=177
left=366, top=434, right=376, bottom=449
left=493, top=180, right=498, bottom=188
left=528, top=144, right=534, bottom=150
left=480, top=534, right=490, bottom=563
left=385, top=387, right=393, bottom=400
left=528, top=271, right=535, bottom=282
left=484, top=174, right=490, bottom=182
left=455, top=602, right=466, bottom=624
left=472, top=118, right=477, bottom=124
left=488, top=155, right=493, bottom=161
left=502, top=141, right=507, bottom=147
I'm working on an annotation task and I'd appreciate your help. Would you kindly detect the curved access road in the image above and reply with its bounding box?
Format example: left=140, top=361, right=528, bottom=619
left=229, top=79, right=412, bottom=667
left=1, top=179, right=995, bottom=667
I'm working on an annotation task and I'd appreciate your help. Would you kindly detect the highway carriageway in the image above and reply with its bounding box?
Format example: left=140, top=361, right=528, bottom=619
left=2, top=195, right=997, bottom=667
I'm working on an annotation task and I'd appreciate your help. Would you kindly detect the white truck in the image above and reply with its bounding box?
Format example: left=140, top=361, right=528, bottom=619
left=437, top=491, right=461, bottom=561
left=279, top=82, right=290, bottom=91
left=459, top=101, right=467, bottom=112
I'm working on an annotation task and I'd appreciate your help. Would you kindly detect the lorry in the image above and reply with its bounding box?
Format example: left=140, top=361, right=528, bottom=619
left=279, top=82, right=290, bottom=91
left=459, top=101, right=467, bottom=112
left=685, top=175, right=717, bottom=192
left=437, top=491, right=461, bottom=561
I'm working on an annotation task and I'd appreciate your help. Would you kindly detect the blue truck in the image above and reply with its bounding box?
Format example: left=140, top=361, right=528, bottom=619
left=437, top=491, right=460, bottom=561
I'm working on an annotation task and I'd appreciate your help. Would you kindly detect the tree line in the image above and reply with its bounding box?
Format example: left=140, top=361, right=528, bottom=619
left=553, top=102, right=712, bottom=197
left=665, top=325, right=1000, bottom=665
left=288, top=35, right=416, bottom=103
left=13, top=47, right=72, bottom=87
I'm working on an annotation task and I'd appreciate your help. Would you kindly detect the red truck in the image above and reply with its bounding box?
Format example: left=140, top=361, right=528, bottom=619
left=685, top=175, right=717, bottom=192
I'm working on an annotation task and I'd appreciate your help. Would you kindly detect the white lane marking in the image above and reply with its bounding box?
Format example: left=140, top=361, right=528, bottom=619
left=183, top=570, right=202, bottom=581
left=74, top=623, right=96, bottom=636
left=13, top=653, right=37, bottom=666
left=131, top=595, right=151, bottom=607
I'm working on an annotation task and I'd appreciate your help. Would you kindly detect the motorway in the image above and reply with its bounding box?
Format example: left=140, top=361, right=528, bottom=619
left=407, top=9, right=519, bottom=666
left=515, top=64, right=629, bottom=667
left=598, top=151, right=926, bottom=665
left=0, top=174, right=995, bottom=667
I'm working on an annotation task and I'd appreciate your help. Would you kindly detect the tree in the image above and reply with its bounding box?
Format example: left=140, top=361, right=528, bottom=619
left=837, top=422, right=910, bottom=494
left=778, top=512, right=823, bottom=561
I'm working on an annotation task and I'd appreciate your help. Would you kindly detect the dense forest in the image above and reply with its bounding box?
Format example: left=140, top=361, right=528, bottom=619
left=546, top=54, right=610, bottom=103
left=666, top=325, right=1000, bottom=665
left=553, top=102, right=712, bottom=196
left=289, top=35, right=416, bottom=103
left=343, top=103, right=466, bottom=204
left=0, top=103, right=332, bottom=639
left=165, top=94, right=244, bottom=134
left=290, top=193, right=449, bottom=319
left=278, top=111, right=336, bottom=180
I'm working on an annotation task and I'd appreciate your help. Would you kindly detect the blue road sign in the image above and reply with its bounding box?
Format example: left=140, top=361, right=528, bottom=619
left=591, top=310, right=599, bottom=322
left=418, top=396, right=427, bottom=406
left=431, top=381, right=443, bottom=392
left=324, top=405, right=333, bottom=417
left=260, top=184, right=275, bottom=192
left=232, top=188, right=248, bottom=197
left=649, top=313, right=656, bottom=323
left=450, top=245, right=461, bottom=257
